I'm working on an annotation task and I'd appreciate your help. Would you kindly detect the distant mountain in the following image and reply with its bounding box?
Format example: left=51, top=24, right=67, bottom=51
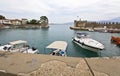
left=49, top=22, right=74, bottom=25
left=110, top=17, right=120, bottom=22
left=63, top=22, right=74, bottom=25
left=99, top=17, right=120, bottom=23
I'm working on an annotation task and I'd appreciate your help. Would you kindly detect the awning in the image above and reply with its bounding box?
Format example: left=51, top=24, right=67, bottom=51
left=9, top=40, right=27, bottom=45
left=46, top=41, right=67, bottom=50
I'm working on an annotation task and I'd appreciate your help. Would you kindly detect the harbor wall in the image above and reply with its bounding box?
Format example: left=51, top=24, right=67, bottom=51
left=0, top=51, right=120, bottom=76
left=71, top=20, right=120, bottom=32
left=74, top=20, right=120, bottom=29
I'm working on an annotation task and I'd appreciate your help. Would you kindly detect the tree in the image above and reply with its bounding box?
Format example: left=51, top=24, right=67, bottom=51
left=0, top=15, right=6, bottom=19
left=29, top=19, right=38, bottom=24
left=39, top=16, right=49, bottom=25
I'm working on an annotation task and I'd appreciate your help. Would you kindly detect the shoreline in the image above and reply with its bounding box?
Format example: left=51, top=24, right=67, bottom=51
left=70, top=26, right=120, bottom=33
left=0, top=24, right=49, bottom=29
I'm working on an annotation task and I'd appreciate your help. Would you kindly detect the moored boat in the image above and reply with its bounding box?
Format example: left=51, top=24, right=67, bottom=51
left=72, top=33, right=104, bottom=52
left=46, top=41, right=67, bottom=56
left=0, top=40, right=38, bottom=54
left=111, top=36, right=120, bottom=46
left=88, top=28, right=94, bottom=32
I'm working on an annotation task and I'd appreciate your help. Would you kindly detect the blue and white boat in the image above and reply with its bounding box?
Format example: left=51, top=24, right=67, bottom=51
left=46, top=41, right=67, bottom=56
left=72, top=33, right=104, bottom=52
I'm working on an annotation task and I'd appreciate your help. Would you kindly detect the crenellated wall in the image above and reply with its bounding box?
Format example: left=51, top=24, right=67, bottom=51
left=74, top=20, right=120, bottom=29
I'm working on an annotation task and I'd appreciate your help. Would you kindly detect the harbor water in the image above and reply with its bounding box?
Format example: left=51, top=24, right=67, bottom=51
left=0, top=24, right=120, bottom=57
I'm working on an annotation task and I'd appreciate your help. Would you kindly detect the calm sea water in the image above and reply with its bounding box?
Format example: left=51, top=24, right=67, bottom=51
left=0, top=24, right=120, bottom=57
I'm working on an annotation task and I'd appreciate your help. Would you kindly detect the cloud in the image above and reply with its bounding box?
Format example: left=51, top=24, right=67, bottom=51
left=0, top=0, right=120, bottom=23
left=1, top=0, right=53, bottom=14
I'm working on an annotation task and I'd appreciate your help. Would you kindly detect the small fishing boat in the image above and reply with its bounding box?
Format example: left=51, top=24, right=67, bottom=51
left=46, top=41, right=67, bottom=56
left=111, top=36, right=120, bottom=46
left=0, top=40, right=38, bottom=54
left=72, top=33, right=104, bottom=52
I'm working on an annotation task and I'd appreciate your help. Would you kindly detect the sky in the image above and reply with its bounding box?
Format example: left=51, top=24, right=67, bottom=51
left=0, top=0, right=120, bottom=23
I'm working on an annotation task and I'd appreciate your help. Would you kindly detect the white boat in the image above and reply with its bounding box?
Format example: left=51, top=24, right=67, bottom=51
left=0, top=44, right=12, bottom=52
left=0, top=40, right=38, bottom=54
left=72, top=33, right=104, bottom=52
left=88, top=28, right=94, bottom=32
left=46, top=41, right=67, bottom=56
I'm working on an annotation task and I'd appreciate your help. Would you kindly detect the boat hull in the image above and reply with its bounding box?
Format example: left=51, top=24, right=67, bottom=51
left=72, top=39, right=103, bottom=52
left=50, top=50, right=67, bottom=57
left=0, top=40, right=39, bottom=54
left=111, top=36, right=120, bottom=46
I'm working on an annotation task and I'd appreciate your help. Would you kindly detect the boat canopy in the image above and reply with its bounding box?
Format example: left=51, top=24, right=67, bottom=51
left=46, top=41, right=67, bottom=50
left=9, top=40, right=27, bottom=45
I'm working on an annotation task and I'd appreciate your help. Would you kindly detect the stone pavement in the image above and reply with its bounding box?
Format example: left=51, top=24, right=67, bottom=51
left=0, top=51, right=120, bottom=76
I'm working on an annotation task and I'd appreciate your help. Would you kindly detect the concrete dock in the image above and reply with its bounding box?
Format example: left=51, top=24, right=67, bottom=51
left=0, top=51, right=120, bottom=76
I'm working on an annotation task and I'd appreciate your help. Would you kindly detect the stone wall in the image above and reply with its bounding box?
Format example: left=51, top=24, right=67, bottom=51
left=74, top=20, right=120, bottom=29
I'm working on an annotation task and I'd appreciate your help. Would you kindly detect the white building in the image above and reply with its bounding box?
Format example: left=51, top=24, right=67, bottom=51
left=10, top=19, right=21, bottom=25
left=22, top=18, right=28, bottom=25
left=0, top=19, right=12, bottom=25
